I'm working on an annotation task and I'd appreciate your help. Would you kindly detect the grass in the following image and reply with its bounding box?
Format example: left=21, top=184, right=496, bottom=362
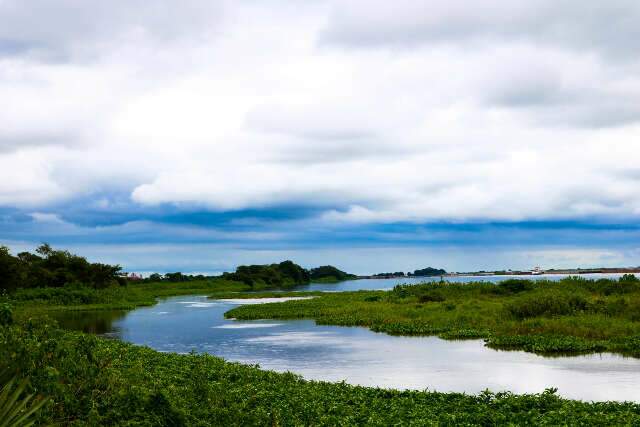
left=2, top=318, right=640, bottom=426
left=225, top=276, right=640, bottom=356
left=6, top=279, right=249, bottom=320
left=6, top=275, right=640, bottom=424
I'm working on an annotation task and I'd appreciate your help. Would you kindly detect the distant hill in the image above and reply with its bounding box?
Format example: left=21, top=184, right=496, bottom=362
left=309, top=265, right=357, bottom=283
left=222, top=260, right=310, bottom=289
left=409, top=267, right=447, bottom=277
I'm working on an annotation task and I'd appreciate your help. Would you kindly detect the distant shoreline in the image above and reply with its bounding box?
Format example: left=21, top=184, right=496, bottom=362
left=358, top=267, right=640, bottom=280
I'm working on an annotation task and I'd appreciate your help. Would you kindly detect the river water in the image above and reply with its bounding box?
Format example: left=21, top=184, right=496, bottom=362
left=293, top=273, right=629, bottom=292
left=54, top=274, right=640, bottom=403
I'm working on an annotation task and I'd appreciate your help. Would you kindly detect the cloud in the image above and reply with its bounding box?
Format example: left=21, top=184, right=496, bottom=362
left=0, top=0, right=226, bottom=62
left=320, top=0, right=640, bottom=59
left=1, top=0, right=640, bottom=247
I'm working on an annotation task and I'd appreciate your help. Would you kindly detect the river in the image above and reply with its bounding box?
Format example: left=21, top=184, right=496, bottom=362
left=53, top=273, right=640, bottom=402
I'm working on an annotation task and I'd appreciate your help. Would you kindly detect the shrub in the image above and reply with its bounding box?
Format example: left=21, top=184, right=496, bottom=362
left=505, top=291, right=589, bottom=319
left=495, top=279, right=533, bottom=295
left=0, top=303, right=12, bottom=326
left=418, top=292, right=445, bottom=303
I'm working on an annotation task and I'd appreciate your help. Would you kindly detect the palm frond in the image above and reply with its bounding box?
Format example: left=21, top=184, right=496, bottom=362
left=0, top=374, right=49, bottom=427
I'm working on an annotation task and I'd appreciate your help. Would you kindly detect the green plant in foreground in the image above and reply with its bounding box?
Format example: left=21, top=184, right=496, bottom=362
left=0, top=373, right=49, bottom=427
left=0, top=304, right=12, bottom=326
left=3, top=320, right=640, bottom=425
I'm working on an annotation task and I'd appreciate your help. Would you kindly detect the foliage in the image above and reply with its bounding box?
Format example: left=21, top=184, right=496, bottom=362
left=0, top=303, right=12, bottom=326
left=308, top=265, right=356, bottom=283
left=142, top=272, right=216, bottom=283
left=504, top=290, right=589, bottom=319
left=371, top=272, right=406, bottom=278
left=2, top=320, right=640, bottom=425
left=495, top=278, right=534, bottom=294
left=221, top=260, right=310, bottom=289
left=0, top=244, right=124, bottom=292
left=409, top=267, right=447, bottom=277
left=227, top=275, right=640, bottom=356
left=0, top=372, right=50, bottom=427
left=6, top=280, right=248, bottom=323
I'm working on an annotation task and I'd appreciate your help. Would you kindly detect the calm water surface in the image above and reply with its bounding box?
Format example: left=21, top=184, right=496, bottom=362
left=55, top=289, right=640, bottom=402
left=293, top=273, right=629, bottom=292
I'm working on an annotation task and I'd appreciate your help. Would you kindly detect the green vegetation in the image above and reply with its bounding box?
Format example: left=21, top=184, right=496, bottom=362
left=143, top=272, right=218, bottom=283
left=0, top=245, right=354, bottom=296
left=0, top=244, right=251, bottom=320
left=371, top=272, right=406, bottom=278
left=0, top=370, right=50, bottom=427
left=410, top=267, right=447, bottom=277
left=0, top=244, right=125, bottom=292
left=369, top=267, right=447, bottom=278
left=221, top=260, right=310, bottom=289
left=221, top=261, right=357, bottom=288
left=5, top=245, right=640, bottom=424
left=227, top=275, right=640, bottom=356
left=2, top=318, right=640, bottom=425
left=308, top=265, right=356, bottom=283
left=8, top=280, right=248, bottom=321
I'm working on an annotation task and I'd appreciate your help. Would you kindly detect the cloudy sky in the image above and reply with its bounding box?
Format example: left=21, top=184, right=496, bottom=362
left=2, top=0, right=640, bottom=274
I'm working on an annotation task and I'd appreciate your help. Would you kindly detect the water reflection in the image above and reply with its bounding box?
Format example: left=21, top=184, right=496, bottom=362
left=52, top=310, right=127, bottom=334
left=55, top=295, right=640, bottom=402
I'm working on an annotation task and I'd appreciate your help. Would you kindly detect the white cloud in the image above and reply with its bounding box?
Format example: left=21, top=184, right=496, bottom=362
left=1, top=0, right=639, bottom=224
left=321, top=0, right=640, bottom=58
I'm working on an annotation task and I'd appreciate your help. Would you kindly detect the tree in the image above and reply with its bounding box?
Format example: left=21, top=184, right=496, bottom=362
left=148, top=273, right=163, bottom=282
left=0, top=246, right=21, bottom=292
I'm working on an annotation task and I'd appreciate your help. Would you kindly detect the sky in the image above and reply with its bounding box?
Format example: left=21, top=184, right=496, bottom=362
left=1, top=0, right=640, bottom=274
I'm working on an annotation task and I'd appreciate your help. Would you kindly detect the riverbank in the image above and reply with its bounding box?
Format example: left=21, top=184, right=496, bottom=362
left=226, top=276, right=640, bottom=356
left=3, top=317, right=640, bottom=425
left=5, top=276, right=640, bottom=424
left=6, top=279, right=249, bottom=320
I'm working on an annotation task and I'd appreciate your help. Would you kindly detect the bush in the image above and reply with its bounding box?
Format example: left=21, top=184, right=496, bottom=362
left=418, top=292, right=445, bottom=303
left=0, top=303, right=12, bottom=326
left=505, top=291, right=589, bottom=319
left=495, top=279, right=533, bottom=295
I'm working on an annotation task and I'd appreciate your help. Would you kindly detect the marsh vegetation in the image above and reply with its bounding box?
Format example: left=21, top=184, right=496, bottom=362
left=227, top=275, right=640, bottom=356
left=4, top=245, right=640, bottom=424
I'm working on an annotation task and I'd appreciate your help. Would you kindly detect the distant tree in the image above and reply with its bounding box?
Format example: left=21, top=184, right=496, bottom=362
left=309, top=265, right=356, bottom=282
left=410, top=267, right=447, bottom=277
left=223, top=261, right=310, bottom=289
left=165, top=272, right=189, bottom=282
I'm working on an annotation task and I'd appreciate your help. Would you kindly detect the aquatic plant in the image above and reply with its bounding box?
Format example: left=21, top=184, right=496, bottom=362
left=2, top=320, right=640, bottom=425
left=227, top=276, right=640, bottom=356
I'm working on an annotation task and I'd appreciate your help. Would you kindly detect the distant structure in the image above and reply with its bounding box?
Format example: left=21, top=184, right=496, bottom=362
left=127, top=272, right=143, bottom=281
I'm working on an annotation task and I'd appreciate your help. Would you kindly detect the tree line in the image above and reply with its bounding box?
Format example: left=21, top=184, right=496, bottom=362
left=0, top=244, right=125, bottom=292
left=0, top=245, right=358, bottom=292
